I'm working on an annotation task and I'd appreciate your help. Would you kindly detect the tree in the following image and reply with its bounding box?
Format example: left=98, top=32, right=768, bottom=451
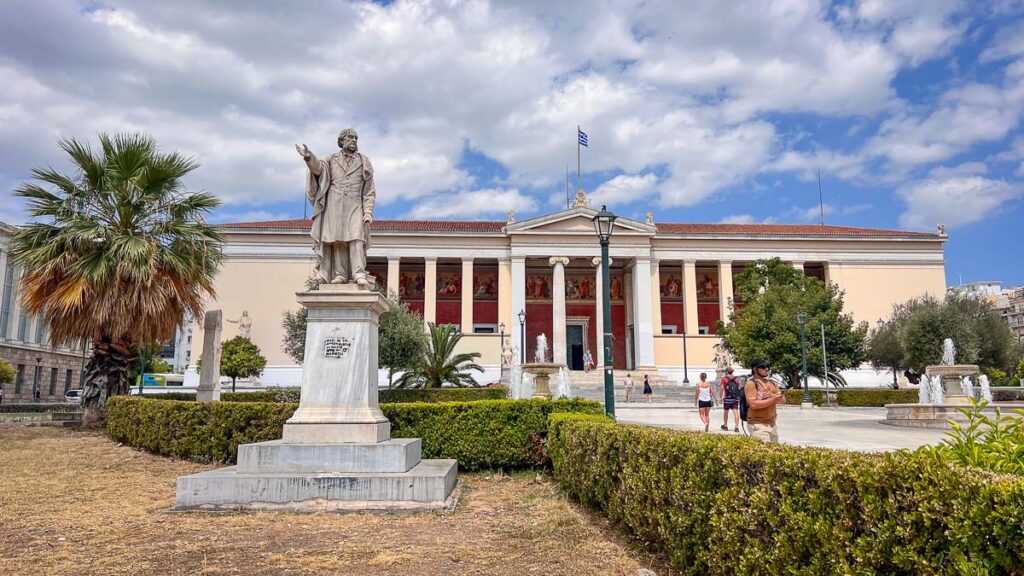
left=281, top=307, right=308, bottom=364
left=9, top=133, right=223, bottom=424
left=0, top=359, right=14, bottom=391
left=395, top=323, right=483, bottom=388
left=866, top=321, right=904, bottom=388
left=220, top=336, right=267, bottom=392
left=379, top=298, right=428, bottom=386
left=718, top=258, right=867, bottom=388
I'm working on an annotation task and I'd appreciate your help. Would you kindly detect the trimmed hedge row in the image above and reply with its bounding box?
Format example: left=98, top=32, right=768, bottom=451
left=548, top=414, right=1024, bottom=575
left=138, top=387, right=508, bottom=404
left=0, top=403, right=83, bottom=413
left=781, top=388, right=919, bottom=406
left=106, top=396, right=601, bottom=469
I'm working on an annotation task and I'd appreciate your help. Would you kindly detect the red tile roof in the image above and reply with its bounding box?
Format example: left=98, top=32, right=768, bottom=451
left=220, top=219, right=506, bottom=232
left=219, top=218, right=940, bottom=238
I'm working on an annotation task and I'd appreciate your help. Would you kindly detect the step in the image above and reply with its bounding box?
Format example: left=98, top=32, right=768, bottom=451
left=175, top=459, right=458, bottom=512
left=237, top=439, right=421, bottom=474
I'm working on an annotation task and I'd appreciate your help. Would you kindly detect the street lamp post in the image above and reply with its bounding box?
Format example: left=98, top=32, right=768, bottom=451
left=499, top=322, right=506, bottom=381
left=593, top=205, right=618, bottom=417
left=798, top=312, right=811, bottom=406
left=518, top=310, right=526, bottom=364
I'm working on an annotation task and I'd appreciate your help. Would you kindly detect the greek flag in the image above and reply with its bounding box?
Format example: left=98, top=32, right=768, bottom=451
left=578, top=128, right=588, bottom=147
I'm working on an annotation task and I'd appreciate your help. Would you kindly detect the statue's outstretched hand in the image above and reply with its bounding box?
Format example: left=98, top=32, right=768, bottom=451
left=295, top=144, right=312, bottom=160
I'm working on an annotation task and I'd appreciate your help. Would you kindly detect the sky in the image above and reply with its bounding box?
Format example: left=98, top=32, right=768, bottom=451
left=1, top=0, right=1022, bottom=286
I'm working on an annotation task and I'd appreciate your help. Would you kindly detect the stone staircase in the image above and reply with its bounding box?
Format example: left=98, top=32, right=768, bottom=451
left=567, top=369, right=678, bottom=387
left=569, top=382, right=697, bottom=404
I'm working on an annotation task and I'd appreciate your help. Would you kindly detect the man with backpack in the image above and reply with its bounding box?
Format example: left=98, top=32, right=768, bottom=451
left=740, top=358, right=785, bottom=442
left=719, top=367, right=741, bottom=433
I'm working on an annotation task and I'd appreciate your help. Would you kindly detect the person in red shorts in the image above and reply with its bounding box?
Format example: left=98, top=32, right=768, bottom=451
left=719, top=367, right=741, bottom=433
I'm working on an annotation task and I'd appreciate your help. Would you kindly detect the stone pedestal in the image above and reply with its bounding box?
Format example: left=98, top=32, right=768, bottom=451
left=176, top=284, right=458, bottom=512
left=196, top=310, right=223, bottom=403
left=522, top=363, right=561, bottom=399
left=926, top=364, right=979, bottom=406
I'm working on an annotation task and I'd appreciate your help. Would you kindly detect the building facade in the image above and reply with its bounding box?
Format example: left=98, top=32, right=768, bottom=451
left=0, top=222, right=88, bottom=402
left=186, top=206, right=948, bottom=387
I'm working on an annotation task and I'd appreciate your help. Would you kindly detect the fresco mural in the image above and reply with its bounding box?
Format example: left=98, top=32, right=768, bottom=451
left=473, top=272, right=498, bottom=300
left=696, top=268, right=719, bottom=301
left=565, top=273, right=595, bottom=301
left=437, top=270, right=461, bottom=300
left=660, top=272, right=682, bottom=301
left=398, top=271, right=425, bottom=299
left=526, top=271, right=551, bottom=300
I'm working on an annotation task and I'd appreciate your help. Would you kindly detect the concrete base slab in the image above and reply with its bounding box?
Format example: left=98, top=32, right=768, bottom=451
left=281, top=421, right=391, bottom=443
left=883, top=402, right=1024, bottom=429
left=175, top=459, right=458, bottom=512
left=237, top=438, right=421, bottom=473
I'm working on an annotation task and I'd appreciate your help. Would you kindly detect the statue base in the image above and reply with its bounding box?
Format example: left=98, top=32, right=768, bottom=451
left=175, top=283, right=458, bottom=511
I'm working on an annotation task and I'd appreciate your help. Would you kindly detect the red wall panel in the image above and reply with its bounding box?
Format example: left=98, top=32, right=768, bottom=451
left=474, top=301, right=498, bottom=324
left=435, top=301, right=461, bottom=326
left=697, top=302, right=721, bottom=334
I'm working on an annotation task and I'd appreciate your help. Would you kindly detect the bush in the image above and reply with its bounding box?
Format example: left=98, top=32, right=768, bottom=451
left=107, top=396, right=600, bottom=469
left=919, top=400, right=1024, bottom=476
left=221, top=388, right=299, bottom=403
left=139, top=392, right=197, bottom=401
left=548, top=414, right=1024, bottom=575
left=139, top=387, right=508, bottom=404
left=781, top=388, right=918, bottom=406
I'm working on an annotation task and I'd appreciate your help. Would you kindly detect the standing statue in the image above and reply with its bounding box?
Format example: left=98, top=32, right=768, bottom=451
left=226, top=310, right=252, bottom=340
left=941, top=338, right=956, bottom=365
left=296, top=128, right=376, bottom=286
left=501, top=341, right=514, bottom=368
left=535, top=333, right=548, bottom=363
left=712, top=341, right=734, bottom=373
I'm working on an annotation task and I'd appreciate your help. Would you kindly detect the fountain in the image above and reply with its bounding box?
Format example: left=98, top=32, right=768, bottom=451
left=884, top=338, right=1024, bottom=428
left=554, top=367, right=572, bottom=399
left=520, top=333, right=563, bottom=399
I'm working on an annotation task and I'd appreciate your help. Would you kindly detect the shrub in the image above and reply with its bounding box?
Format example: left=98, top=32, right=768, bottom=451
left=107, top=396, right=600, bottom=469
left=139, top=392, right=197, bottom=401
left=782, top=388, right=918, bottom=406
left=222, top=388, right=299, bottom=403
left=919, top=400, right=1024, bottom=476
left=548, top=414, right=1024, bottom=575
left=217, top=387, right=507, bottom=404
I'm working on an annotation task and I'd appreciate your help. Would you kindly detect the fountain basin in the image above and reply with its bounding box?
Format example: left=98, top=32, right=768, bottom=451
left=925, top=364, right=979, bottom=405
left=883, top=402, right=1024, bottom=429
left=521, top=363, right=563, bottom=399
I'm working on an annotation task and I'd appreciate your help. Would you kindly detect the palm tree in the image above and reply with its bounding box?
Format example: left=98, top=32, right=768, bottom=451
left=10, top=133, right=223, bottom=423
left=395, top=323, right=483, bottom=388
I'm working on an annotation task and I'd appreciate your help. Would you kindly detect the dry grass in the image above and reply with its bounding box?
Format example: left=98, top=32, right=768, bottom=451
left=0, top=427, right=670, bottom=575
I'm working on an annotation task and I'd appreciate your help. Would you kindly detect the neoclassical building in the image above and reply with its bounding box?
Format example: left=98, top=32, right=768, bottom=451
left=186, top=205, right=948, bottom=387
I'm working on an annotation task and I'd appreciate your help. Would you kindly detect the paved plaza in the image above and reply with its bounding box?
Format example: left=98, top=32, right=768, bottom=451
left=615, top=405, right=950, bottom=452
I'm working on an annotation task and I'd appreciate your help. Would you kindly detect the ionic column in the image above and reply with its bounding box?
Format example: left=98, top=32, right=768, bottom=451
left=461, top=258, right=474, bottom=333
left=498, top=259, right=512, bottom=332
left=549, top=257, right=570, bottom=365
left=792, top=261, right=805, bottom=273
left=424, top=258, right=437, bottom=326
left=0, top=249, right=7, bottom=340
left=386, top=257, right=400, bottom=299
left=511, top=257, right=526, bottom=362
left=718, top=260, right=733, bottom=325
left=683, top=260, right=698, bottom=335
left=592, top=257, right=612, bottom=367
left=631, top=257, right=655, bottom=368
left=650, top=258, right=662, bottom=336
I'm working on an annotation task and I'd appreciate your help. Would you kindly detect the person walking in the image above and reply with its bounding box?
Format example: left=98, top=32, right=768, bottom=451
left=642, top=374, right=653, bottom=403
left=0, top=386, right=4, bottom=404
left=694, top=372, right=718, bottom=431
left=583, top=349, right=593, bottom=372
left=719, top=367, right=741, bottom=432
left=623, top=373, right=635, bottom=403
left=744, top=358, right=785, bottom=442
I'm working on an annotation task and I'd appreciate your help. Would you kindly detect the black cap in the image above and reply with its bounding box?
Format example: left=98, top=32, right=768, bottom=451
left=750, top=358, right=769, bottom=369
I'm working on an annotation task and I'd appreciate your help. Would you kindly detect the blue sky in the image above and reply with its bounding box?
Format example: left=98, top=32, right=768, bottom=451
left=0, top=1, right=1022, bottom=285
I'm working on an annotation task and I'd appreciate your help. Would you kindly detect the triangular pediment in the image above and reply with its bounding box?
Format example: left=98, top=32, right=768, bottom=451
left=506, top=207, right=656, bottom=235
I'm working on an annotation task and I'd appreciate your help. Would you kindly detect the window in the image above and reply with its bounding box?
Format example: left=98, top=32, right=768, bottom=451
left=17, top=310, right=27, bottom=342
left=697, top=326, right=710, bottom=335
left=661, top=325, right=678, bottom=335
left=15, top=364, right=24, bottom=393
left=0, top=262, right=14, bottom=338
left=473, top=324, right=498, bottom=334
left=64, top=369, right=73, bottom=393
left=49, top=367, right=58, bottom=395
left=35, top=315, right=45, bottom=344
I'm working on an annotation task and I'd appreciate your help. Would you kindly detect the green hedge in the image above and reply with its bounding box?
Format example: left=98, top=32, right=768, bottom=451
left=138, top=387, right=509, bottom=404
left=548, top=414, right=1024, bottom=575
left=781, top=388, right=919, bottom=406
left=106, top=396, right=600, bottom=469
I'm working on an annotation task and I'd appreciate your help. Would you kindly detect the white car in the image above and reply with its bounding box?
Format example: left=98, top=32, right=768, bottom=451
left=64, top=389, right=83, bottom=405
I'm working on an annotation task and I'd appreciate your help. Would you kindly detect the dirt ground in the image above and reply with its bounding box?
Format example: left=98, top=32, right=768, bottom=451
left=0, top=427, right=670, bottom=575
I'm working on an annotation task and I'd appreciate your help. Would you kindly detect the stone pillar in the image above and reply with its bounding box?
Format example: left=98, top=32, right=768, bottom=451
left=718, top=260, right=733, bottom=325
left=498, top=259, right=512, bottom=332
left=511, top=257, right=526, bottom=363
left=196, top=310, right=223, bottom=402
left=650, top=259, right=662, bottom=337
left=461, top=258, right=474, bottom=333
left=792, top=261, right=805, bottom=273
left=549, top=257, right=569, bottom=365
left=0, top=249, right=7, bottom=340
left=386, top=257, right=400, bottom=299
left=631, top=257, right=656, bottom=368
left=592, top=257, right=612, bottom=367
left=683, top=260, right=699, bottom=336
left=424, top=258, right=437, bottom=326
left=822, top=262, right=831, bottom=285
left=7, top=270, right=22, bottom=341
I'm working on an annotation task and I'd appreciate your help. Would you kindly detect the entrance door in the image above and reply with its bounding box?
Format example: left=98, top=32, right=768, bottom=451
left=567, top=324, right=585, bottom=370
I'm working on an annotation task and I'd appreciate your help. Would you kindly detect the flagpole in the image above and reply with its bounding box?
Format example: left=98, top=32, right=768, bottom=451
left=577, top=124, right=581, bottom=192
left=565, top=165, right=570, bottom=209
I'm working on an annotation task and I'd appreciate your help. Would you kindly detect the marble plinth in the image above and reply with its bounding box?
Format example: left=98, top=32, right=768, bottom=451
left=522, top=362, right=562, bottom=398
left=925, top=364, right=979, bottom=406
left=883, top=402, right=1024, bottom=429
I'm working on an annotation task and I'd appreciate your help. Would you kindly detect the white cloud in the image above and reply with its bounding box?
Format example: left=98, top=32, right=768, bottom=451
left=927, top=162, right=988, bottom=178
left=896, top=176, right=1022, bottom=229
left=720, top=214, right=755, bottom=224
left=589, top=173, right=658, bottom=207
left=982, top=22, right=1024, bottom=62
left=407, top=188, right=536, bottom=219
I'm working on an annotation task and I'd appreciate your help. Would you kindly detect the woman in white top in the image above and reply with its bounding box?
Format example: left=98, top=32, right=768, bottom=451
left=694, top=372, right=718, bottom=432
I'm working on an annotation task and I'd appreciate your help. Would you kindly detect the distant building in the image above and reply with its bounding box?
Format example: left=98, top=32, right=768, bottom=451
left=1001, top=286, right=1024, bottom=339
left=157, top=313, right=193, bottom=374
left=951, top=281, right=1004, bottom=299
left=0, top=222, right=89, bottom=402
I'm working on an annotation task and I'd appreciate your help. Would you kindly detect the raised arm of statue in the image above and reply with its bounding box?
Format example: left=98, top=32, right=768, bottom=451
left=295, top=144, right=322, bottom=176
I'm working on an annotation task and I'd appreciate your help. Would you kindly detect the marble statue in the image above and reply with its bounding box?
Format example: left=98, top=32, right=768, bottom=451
left=501, top=341, right=514, bottom=368
left=226, top=310, right=252, bottom=340
left=941, top=338, right=956, bottom=365
left=296, top=128, right=376, bottom=286
left=535, top=333, right=548, bottom=363
left=712, top=341, right=734, bottom=372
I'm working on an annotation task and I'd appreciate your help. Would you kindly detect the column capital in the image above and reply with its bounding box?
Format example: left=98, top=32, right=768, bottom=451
left=592, top=257, right=613, bottom=267
left=461, top=256, right=475, bottom=263
left=424, top=257, right=438, bottom=264
left=549, top=256, right=570, bottom=267
left=683, top=259, right=697, bottom=267
left=387, top=256, right=401, bottom=263
left=718, top=259, right=733, bottom=266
